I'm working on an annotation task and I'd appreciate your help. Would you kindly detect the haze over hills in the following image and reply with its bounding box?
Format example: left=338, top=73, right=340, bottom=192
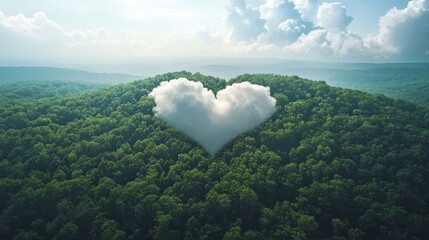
left=183, top=59, right=429, bottom=106
left=1, top=59, right=428, bottom=106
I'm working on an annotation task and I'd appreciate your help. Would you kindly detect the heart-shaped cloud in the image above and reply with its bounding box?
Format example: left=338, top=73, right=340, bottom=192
left=149, top=78, right=276, bottom=155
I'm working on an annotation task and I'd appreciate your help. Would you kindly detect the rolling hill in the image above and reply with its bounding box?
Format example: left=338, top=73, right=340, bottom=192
left=0, top=80, right=106, bottom=104
left=0, top=67, right=141, bottom=85
left=0, top=72, right=428, bottom=239
left=188, top=61, right=429, bottom=106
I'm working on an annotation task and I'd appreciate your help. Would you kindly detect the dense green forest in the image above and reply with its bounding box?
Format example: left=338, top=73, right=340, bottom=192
left=0, top=80, right=105, bottom=103
left=0, top=67, right=140, bottom=84
left=1, top=72, right=429, bottom=239
left=313, top=67, right=429, bottom=107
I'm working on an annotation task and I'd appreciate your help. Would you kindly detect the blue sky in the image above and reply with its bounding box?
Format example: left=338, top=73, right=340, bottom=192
left=0, top=0, right=427, bottom=63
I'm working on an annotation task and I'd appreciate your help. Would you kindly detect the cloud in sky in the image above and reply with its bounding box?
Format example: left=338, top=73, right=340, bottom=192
left=225, top=0, right=266, bottom=43
left=225, top=0, right=365, bottom=59
left=0, top=9, right=123, bottom=61
left=259, top=0, right=312, bottom=45
left=0, top=0, right=428, bottom=62
left=149, top=78, right=276, bottom=154
left=224, top=0, right=429, bottom=61
left=290, top=0, right=318, bottom=21
left=367, top=0, right=429, bottom=60
left=316, top=2, right=353, bottom=32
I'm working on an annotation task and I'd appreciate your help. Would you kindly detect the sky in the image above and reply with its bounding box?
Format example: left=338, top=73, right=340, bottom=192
left=0, top=0, right=428, bottom=63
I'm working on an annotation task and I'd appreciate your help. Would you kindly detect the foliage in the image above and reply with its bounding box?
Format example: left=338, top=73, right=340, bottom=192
left=319, top=67, right=429, bottom=106
left=0, top=80, right=105, bottom=102
left=0, top=71, right=428, bottom=239
left=0, top=67, right=140, bottom=84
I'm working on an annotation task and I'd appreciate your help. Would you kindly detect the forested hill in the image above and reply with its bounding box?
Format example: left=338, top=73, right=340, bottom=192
left=1, top=72, right=429, bottom=239
left=0, top=80, right=106, bottom=104
left=0, top=67, right=141, bottom=84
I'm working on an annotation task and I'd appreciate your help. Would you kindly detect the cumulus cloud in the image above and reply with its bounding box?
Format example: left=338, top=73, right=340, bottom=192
left=225, top=0, right=266, bottom=43
left=225, top=0, right=368, bottom=59
left=223, top=0, right=429, bottom=61
left=2, top=0, right=429, bottom=62
left=0, top=10, right=65, bottom=59
left=0, top=8, right=227, bottom=60
left=149, top=78, right=276, bottom=155
left=285, top=29, right=368, bottom=59
left=290, top=0, right=318, bottom=21
left=259, top=0, right=312, bottom=44
left=0, top=10, right=63, bottom=36
left=368, top=0, right=429, bottom=60
left=0, top=10, right=125, bottom=61
left=316, top=2, right=353, bottom=32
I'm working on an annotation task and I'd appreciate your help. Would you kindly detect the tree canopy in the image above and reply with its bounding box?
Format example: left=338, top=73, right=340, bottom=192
left=1, top=72, right=428, bottom=239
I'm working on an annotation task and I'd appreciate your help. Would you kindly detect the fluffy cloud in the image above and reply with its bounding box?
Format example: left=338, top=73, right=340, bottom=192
left=0, top=10, right=63, bottom=36
left=285, top=29, right=368, bottom=59
left=225, top=0, right=266, bottom=43
left=2, top=0, right=429, bottom=62
left=290, top=0, right=318, bottom=21
left=0, top=10, right=124, bottom=61
left=259, top=0, right=312, bottom=44
left=224, top=0, right=429, bottom=61
left=281, top=2, right=367, bottom=59
left=225, top=0, right=366, bottom=59
left=368, top=0, right=429, bottom=60
left=316, top=2, right=352, bottom=32
left=0, top=8, right=228, bottom=60
left=0, top=10, right=64, bottom=59
left=149, top=78, right=276, bottom=154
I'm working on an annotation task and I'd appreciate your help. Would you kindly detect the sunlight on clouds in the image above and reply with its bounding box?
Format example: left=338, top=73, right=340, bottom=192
left=259, top=0, right=312, bottom=45
left=0, top=10, right=124, bottom=60
left=290, top=0, right=318, bottom=21
left=223, top=0, right=429, bottom=61
left=0, top=0, right=428, bottom=61
left=366, top=0, right=429, bottom=60
left=225, top=0, right=266, bottom=43
left=316, top=2, right=353, bottom=32
left=0, top=11, right=62, bottom=36
left=124, top=1, right=190, bottom=20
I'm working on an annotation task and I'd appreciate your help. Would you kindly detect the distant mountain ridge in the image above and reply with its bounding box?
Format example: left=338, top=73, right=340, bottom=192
left=0, top=66, right=142, bottom=84
left=1, top=62, right=428, bottom=106
left=188, top=62, right=429, bottom=106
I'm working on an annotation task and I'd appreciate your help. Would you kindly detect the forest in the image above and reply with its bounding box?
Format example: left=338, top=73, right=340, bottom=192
left=0, top=81, right=104, bottom=103
left=0, top=67, right=139, bottom=85
left=1, top=72, right=429, bottom=240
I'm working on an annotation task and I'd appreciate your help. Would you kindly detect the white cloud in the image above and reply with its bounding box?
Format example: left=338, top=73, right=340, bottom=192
left=2, top=0, right=429, bottom=63
left=316, top=2, right=353, bottom=32
left=0, top=11, right=63, bottom=36
left=259, top=0, right=312, bottom=44
left=0, top=10, right=66, bottom=59
left=367, top=0, right=429, bottom=60
left=284, top=29, right=368, bottom=59
left=0, top=8, right=231, bottom=60
left=0, top=10, right=140, bottom=60
left=225, top=0, right=367, bottom=59
left=225, top=0, right=266, bottom=43
left=149, top=78, right=276, bottom=154
left=290, top=0, right=318, bottom=21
